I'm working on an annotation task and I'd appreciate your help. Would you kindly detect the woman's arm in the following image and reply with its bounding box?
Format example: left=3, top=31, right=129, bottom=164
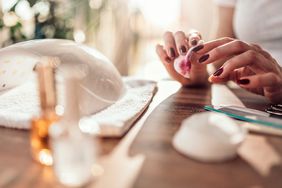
left=210, top=6, right=235, bottom=39
left=210, top=5, right=236, bottom=68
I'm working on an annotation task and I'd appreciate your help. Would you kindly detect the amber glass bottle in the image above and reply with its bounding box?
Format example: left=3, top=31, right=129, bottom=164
left=30, top=57, right=59, bottom=166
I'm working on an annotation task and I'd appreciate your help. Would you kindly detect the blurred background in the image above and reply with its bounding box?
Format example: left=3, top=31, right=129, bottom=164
left=0, top=0, right=215, bottom=80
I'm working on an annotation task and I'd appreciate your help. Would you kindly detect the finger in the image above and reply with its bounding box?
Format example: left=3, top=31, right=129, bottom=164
left=250, top=43, right=263, bottom=52
left=156, top=44, right=172, bottom=64
left=237, top=72, right=282, bottom=103
left=163, top=31, right=178, bottom=60
left=197, top=37, right=235, bottom=54
left=210, top=50, right=268, bottom=79
left=198, top=40, right=251, bottom=64
left=208, top=75, right=230, bottom=83
left=174, top=31, right=189, bottom=55
left=208, top=69, right=239, bottom=83
left=187, top=29, right=202, bottom=47
left=185, top=44, right=204, bottom=65
left=266, top=90, right=282, bottom=104
left=250, top=43, right=272, bottom=59
left=237, top=72, right=282, bottom=90
left=156, top=44, right=203, bottom=86
left=251, top=44, right=280, bottom=71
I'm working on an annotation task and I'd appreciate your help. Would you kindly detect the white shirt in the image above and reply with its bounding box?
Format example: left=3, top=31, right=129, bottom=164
left=214, top=0, right=282, bottom=66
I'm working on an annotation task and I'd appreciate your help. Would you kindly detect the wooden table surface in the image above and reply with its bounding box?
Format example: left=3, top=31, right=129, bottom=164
left=0, top=81, right=281, bottom=188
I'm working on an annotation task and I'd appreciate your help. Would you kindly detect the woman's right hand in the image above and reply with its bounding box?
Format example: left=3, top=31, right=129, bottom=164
left=156, top=30, right=208, bottom=86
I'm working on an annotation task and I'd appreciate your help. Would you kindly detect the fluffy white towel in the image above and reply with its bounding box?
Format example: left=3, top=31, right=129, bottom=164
left=0, top=78, right=157, bottom=137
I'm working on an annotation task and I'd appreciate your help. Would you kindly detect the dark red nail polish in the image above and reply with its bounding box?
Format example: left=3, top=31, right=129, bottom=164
left=169, top=48, right=176, bottom=58
left=192, top=45, right=204, bottom=52
left=165, top=57, right=171, bottom=63
left=179, top=46, right=187, bottom=54
left=213, top=67, right=223, bottom=77
left=238, top=79, right=250, bottom=85
left=191, top=39, right=197, bottom=46
left=198, top=54, right=209, bottom=63
left=33, top=65, right=37, bottom=71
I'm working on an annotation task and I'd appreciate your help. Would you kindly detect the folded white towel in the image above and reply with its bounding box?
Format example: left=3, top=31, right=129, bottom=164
left=0, top=78, right=157, bottom=137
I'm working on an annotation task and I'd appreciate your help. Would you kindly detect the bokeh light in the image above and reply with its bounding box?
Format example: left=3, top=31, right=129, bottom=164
left=128, top=0, right=181, bottom=29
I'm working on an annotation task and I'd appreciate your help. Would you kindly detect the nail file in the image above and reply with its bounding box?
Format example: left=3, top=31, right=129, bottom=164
left=204, top=105, right=282, bottom=130
left=220, top=105, right=270, bottom=117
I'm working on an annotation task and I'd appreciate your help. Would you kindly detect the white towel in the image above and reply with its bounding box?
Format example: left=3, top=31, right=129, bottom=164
left=0, top=78, right=157, bottom=137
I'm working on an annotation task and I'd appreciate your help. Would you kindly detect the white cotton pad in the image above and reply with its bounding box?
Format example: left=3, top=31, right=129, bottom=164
left=172, top=112, right=247, bottom=162
left=173, top=42, right=204, bottom=78
left=173, top=55, right=191, bottom=78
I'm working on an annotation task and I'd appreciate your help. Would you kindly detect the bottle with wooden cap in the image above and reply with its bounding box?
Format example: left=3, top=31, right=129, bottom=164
left=50, top=67, right=94, bottom=187
left=30, top=57, right=60, bottom=166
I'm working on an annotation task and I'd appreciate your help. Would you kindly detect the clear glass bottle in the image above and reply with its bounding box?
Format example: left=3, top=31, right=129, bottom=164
left=30, top=57, right=59, bottom=166
left=50, top=70, right=95, bottom=187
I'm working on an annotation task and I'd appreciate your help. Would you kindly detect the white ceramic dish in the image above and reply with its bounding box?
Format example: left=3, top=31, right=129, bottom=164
left=173, top=112, right=247, bottom=162
left=0, top=39, right=126, bottom=115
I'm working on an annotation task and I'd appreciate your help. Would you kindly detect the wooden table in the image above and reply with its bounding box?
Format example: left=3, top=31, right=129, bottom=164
left=0, top=81, right=281, bottom=188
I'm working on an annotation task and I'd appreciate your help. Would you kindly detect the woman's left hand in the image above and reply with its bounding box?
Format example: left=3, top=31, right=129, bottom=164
left=195, top=37, right=282, bottom=103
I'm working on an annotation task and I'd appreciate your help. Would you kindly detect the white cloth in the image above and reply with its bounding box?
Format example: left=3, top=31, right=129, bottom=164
left=0, top=78, right=157, bottom=137
left=214, top=0, right=282, bottom=66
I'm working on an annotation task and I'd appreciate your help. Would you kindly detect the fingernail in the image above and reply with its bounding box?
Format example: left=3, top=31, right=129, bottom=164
left=213, top=67, right=223, bottom=77
left=191, top=39, right=197, bottom=46
left=238, top=79, right=250, bottom=85
left=33, top=65, right=37, bottom=71
left=169, top=48, right=176, bottom=58
left=179, top=46, right=187, bottom=54
left=198, top=54, right=209, bottom=63
left=165, top=57, right=171, bottom=63
left=192, top=45, right=204, bottom=52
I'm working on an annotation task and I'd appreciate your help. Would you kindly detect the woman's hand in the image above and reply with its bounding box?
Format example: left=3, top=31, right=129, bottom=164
left=156, top=30, right=208, bottom=86
left=197, top=37, right=282, bottom=103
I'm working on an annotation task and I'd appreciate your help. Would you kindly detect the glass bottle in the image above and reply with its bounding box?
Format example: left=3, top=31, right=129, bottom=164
left=50, top=70, right=95, bottom=187
left=30, top=57, right=59, bottom=166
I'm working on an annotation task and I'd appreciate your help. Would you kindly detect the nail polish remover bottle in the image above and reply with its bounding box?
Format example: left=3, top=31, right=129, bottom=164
left=30, top=57, right=59, bottom=166
left=50, top=71, right=95, bottom=187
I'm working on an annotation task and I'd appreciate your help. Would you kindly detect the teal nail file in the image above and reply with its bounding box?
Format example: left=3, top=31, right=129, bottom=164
left=204, top=105, right=282, bottom=130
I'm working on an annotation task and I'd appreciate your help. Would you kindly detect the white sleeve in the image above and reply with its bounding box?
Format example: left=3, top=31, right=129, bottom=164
left=213, top=0, right=237, bottom=7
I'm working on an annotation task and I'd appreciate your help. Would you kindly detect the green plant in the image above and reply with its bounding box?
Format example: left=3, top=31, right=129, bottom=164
left=0, top=0, right=74, bottom=46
